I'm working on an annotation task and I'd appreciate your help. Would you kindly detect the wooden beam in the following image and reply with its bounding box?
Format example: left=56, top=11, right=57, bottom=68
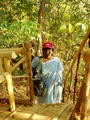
left=0, top=51, right=16, bottom=59
left=0, top=48, right=24, bottom=54
left=12, top=75, right=28, bottom=78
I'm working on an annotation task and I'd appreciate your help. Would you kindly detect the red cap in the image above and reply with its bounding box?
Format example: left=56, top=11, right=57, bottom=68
left=42, top=42, right=54, bottom=48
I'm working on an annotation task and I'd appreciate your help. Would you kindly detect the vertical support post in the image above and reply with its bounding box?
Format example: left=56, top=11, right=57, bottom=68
left=4, top=73, right=15, bottom=112
left=24, top=42, right=34, bottom=103
left=3, top=58, right=15, bottom=111
left=80, top=49, right=90, bottom=120
left=69, top=49, right=90, bottom=120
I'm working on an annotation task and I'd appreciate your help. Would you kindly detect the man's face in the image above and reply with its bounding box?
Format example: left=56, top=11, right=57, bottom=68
left=43, top=47, right=53, bottom=58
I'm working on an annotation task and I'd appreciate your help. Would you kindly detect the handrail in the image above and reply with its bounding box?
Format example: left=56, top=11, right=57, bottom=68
left=63, top=26, right=90, bottom=101
left=69, top=48, right=90, bottom=120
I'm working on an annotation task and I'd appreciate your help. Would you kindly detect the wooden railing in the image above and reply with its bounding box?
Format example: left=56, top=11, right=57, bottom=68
left=0, top=42, right=34, bottom=111
left=62, top=26, right=90, bottom=102
left=69, top=48, right=90, bottom=120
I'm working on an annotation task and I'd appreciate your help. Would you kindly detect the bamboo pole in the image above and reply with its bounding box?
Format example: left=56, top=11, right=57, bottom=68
left=24, top=42, right=34, bottom=103
left=69, top=48, right=90, bottom=120
left=63, top=26, right=90, bottom=101
left=4, top=73, right=15, bottom=112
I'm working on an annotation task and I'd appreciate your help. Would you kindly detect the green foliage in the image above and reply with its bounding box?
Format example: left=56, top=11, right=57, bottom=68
left=0, top=0, right=89, bottom=61
left=0, top=20, right=40, bottom=48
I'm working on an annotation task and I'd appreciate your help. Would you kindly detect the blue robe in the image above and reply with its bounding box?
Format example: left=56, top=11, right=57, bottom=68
left=32, top=57, right=64, bottom=103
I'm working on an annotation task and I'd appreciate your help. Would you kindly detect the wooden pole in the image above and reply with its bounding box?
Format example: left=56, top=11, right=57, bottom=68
left=73, top=53, right=81, bottom=103
left=63, top=26, right=90, bottom=102
left=4, top=73, right=15, bottom=112
left=67, top=69, right=73, bottom=101
left=3, top=58, right=16, bottom=111
left=24, top=42, right=34, bottom=103
left=80, top=49, right=90, bottom=120
left=69, top=48, right=90, bottom=120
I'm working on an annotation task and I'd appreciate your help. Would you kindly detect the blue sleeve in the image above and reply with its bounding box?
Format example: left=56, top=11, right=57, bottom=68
left=31, top=57, right=39, bottom=68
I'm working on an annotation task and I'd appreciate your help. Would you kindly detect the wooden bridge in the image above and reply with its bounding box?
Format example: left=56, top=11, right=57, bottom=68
left=0, top=26, right=90, bottom=120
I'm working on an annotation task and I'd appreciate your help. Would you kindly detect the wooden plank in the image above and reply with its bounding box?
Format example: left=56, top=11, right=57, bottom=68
left=0, top=98, right=32, bottom=106
left=12, top=75, right=28, bottom=78
left=58, top=103, right=74, bottom=120
left=0, top=103, right=74, bottom=120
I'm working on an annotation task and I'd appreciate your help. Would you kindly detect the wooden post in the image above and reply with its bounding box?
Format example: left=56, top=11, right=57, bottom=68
left=80, top=49, right=90, bottom=120
left=24, top=42, right=34, bottom=103
left=3, top=58, right=15, bottom=111
left=4, top=73, right=15, bottom=112
left=69, top=49, right=90, bottom=120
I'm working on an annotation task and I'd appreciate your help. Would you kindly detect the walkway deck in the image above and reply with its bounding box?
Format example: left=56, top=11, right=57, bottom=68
left=0, top=101, right=90, bottom=120
left=0, top=102, right=74, bottom=120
